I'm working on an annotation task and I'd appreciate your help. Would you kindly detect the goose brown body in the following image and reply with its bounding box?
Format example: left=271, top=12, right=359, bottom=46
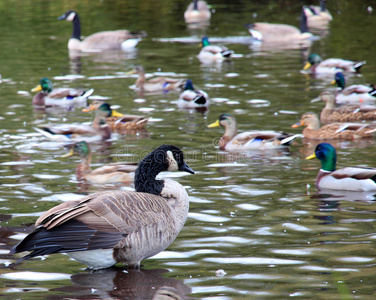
left=10, top=145, right=194, bottom=269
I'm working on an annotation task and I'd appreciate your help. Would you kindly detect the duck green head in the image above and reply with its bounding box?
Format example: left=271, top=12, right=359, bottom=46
left=306, top=142, right=337, bottom=172
left=303, top=54, right=322, bottom=70
left=184, top=79, right=194, bottom=91
left=96, top=103, right=112, bottom=118
left=32, top=78, right=53, bottom=93
left=201, top=36, right=210, bottom=48
left=62, top=141, right=90, bottom=158
left=333, top=72, right=345, bottom=89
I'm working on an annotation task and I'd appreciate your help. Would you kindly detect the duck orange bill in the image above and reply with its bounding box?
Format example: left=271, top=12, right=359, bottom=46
left=207, top=120, right=220, bottom=128
left=31, top=84, right=42, bottom=92
left=61, top=149, right=74, bottom=158
left=306, top=153, right=316, bottom=160
left=291, top=121, right=303, bottom=128
left=303, top=62, right=311, bottom=70
left=82, top=105, right=95, bottom=112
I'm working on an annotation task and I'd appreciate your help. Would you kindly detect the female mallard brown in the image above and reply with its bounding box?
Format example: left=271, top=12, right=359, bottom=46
left=208, top=113, right=300, bottom=151
left=319, top=90, right=376, bottom=124
left=83, top=101, right=148, bottom=133
left=10, top=145, right=194, bottom=269
left=292, top=112, right=376, bottom=140
left=129, top=66, right=185, bottom=93
left=62, top=141, right=137, bottom=184
left=32, top=78, right=93, bottom=107
left=306, top=143, right=376, bottom=191
left=58, top=10, right=145, bottom=51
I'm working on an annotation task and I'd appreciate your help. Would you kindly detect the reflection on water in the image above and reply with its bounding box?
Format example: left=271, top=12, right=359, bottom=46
left=1, top=0, right=376, bottom=299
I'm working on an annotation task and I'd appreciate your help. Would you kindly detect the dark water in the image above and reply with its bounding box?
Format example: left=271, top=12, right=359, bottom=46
left=1, top=0, right=376, bottom=299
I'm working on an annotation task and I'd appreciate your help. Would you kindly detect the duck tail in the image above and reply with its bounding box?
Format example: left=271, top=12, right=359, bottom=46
left=353, top=61, right=366, bottom=73
left=80, top=88, right=94, bottom=99
left=193, top=95, right=207, bottom=105
left=280, top=134, right=303, bottom=145
left=221, top=50, right=233, bottom=58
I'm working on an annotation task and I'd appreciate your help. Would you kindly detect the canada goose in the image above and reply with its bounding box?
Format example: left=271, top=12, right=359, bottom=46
left=303, top=0, right=333, bottom=27
left=34, top=103, right=112, bottom=142
left=32, top=78, right=93, bottom=107
left=319, top=91, right=376, bottom=124
left=198, top=36, right=233, bottom=62
left=331, top=72, right=376, bottom=104
left=292, top=112, right=376, bottom=140
left=58, top=10, right=145, bottom=51
left=208, top=113, right=301, bottom=151
left=129, top=66, right=185, bottom=93
left=62, top=141, right=137, bottom=184
left=10, top=145, right=194, bottom=269
left=306, top=143, right=376, bottom=191
left=83, top=101, right=149, bottom=133
left=177, top=79, right=210, bottom=108
left=245, top=8, right=312, bottom=43
left=302, top=54, right=366, bottom=74
left=184, top=0, right=211, bottom=23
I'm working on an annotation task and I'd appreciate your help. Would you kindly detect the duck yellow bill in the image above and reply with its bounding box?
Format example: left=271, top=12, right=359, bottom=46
left=31, top=84, right=42, bottom=92
left=303, top=62, right=311, bottom=70
left=61, top=149, right=74, bottom=158
left=208, top=120, right=220, bottom=128
left=291, top=121, right=303, bottom=128
left=111, top=110, right=124, bottom=117
left=330, top=80, right=335, bottom=84
left=125, top=70, right=135, bottom=75
left=82, top=105, right=95, bottom=112
left=306, top=153, right=316, bottom=160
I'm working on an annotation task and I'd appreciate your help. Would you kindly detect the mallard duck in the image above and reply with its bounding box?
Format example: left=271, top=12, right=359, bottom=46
left=184, top=0, right=211, bottom=23
left=245, top=8, right=312, bottom=43
left=303, top=0, right=333, bottom=26
left=83, top=101, right=148, bottom=132
left=177, top=79, right=210, bottom=108
left=292, top=112, right=376, bottom=140
left=10, top=145, right=194, bottom=269
left=32, top=78, right=93, bottom=107
left=208, top=113, right=301, bottom=151
left=129, top=66, right=185, bottom=93
left=331, top=72, right=376, bottom=104
left=198, top=36, right=233, bottom=62
left=58, top=10, right=145, bottom=51
left=319, top=90, right=376, bottom=124
left=62, top=141, right=137, bottom=183
left=34, top=103, right=111, bottom=142
left=306, top=143, right=376, bottom=191
left=302, top=54, right=366, bottom=74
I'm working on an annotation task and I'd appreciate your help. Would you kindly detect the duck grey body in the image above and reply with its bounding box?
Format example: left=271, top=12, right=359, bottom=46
left=10, top=145, right=194, bottom=269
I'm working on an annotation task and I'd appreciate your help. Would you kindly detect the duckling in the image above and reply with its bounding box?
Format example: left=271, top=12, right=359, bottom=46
left=306, top=143, right=376, bottom=191
left=32, top=78, right=93, bottom=107
left=303, top=0, right=333, bottom=27
left=198, top=36, right=233, bottom=62
left=208, top=113, right=301, bottom=151
left=177, top=79, right=210, bottom=109
left=331, top=72, right=376, bottom=104
left=58, top=10, right=145, bottom=51
left=184, top=0, right=211, bottom=23
left=62, top=141, right=137, bottom=184
left=302, top=54, right=366, bottom=74
left=83, top=101, right=148, bottom=132
left=292, top=112, right=376, bottom=140
left=129, top=66, right=185, bottom=93
left=10, top=145, right=194, bottom=269
left=319, top=91, right=376, bottom=124
left=34, top=103, right=111, bottom=142
left=245, top=8, right=312, bottom=43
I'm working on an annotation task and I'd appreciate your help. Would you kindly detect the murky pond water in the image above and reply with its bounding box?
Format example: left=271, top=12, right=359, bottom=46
left=1, top=0, right=376, bottom=299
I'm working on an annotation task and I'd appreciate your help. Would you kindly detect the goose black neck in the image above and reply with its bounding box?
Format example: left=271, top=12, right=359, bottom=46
left=193, top=0, right=199, bottom=10
left=300, top=9, right=309, bottom=33
left=320, top=0, right=326, bottom=12
left=71, top=14, right=81, bottom=40
left=134, top=157, right=165, bottom=195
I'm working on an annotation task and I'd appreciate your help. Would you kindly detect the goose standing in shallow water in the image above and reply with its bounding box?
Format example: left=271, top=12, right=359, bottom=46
left=58, top=10, right=145, bottom=51
left=306, top=143, right=376, bottom=191
left=32, top=78, right=93, bottom=107
left=62, top=141, right=137, bottom=184
left=208, top=113, right=300, bottom=151
left=10, top=145, right=194, bottom=269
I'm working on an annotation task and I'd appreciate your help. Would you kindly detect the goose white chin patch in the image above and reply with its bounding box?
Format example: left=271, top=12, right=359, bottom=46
left=66, top=12, right=76, bottom=22
left=166, top=150, right=178, bottom=171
